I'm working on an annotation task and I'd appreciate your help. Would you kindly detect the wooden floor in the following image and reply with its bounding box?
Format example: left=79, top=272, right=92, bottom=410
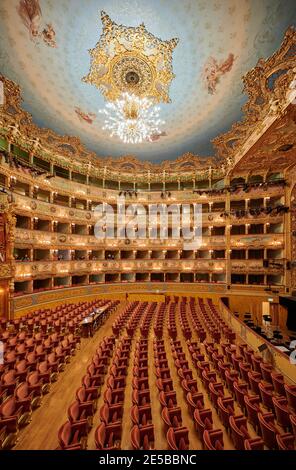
left=14, top=301, right=260, bottom=450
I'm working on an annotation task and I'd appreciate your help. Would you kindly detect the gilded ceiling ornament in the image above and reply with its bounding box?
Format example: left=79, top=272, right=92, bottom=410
left=82, top=11, right=179, bottom=103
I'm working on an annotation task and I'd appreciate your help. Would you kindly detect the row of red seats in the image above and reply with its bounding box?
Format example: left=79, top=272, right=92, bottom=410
left=140, top=303, right=157, bottom=338
left=167, top=302, right=178, bottom=340
left=112, top=302, right=139, bottom=336
left=126, top=302, right=149, bottom=336
left=169, top=336, right=213, bottom=449
left=179, top=302, right=193, bottom=340
left=0, top=300, right=114, bottom=338
left=1, top=300, right=117, bottom=350
left=95, top=336, right=133, bottom=450
left=58, top=335, right=116, bottom=449
left=153, top=303, right=166, bottom=339
left=154, top=336, right=189, bottom=450
left=131, top=338, right=154, bottom=449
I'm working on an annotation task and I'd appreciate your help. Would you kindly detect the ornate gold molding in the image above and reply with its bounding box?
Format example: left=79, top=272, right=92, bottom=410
left=213, top=26, right=296, bottom=165
left=83, top=11, right=178, bottom=104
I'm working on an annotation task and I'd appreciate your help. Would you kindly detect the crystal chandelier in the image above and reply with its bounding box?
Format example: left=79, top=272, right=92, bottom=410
left=99, top=93, right=165, bottom=144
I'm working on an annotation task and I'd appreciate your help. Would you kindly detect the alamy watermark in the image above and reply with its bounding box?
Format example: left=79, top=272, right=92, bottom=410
left=93, top=196, right=202, bottom=250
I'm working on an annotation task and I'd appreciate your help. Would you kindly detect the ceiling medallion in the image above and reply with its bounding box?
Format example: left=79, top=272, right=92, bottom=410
left=82, top=11, right=179, bottom=103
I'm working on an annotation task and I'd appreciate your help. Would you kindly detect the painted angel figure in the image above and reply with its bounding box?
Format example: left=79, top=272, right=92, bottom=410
left=17, top=0, right=42, bottom=42
left=202, top=53, right=235, bottom=94
left=17, top=0, right=57, bottom=48
left=75, top=107, right=96, bottom=125
left=147, top=131, right=167, bottom=142
left=41, top=23, right=57, bottom=48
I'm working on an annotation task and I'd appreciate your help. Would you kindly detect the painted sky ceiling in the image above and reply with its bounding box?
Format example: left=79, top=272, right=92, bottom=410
left=0, top=0, right=296, bottom=163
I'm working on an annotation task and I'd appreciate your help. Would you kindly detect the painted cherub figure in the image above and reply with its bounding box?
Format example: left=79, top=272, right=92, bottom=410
left=202, top=53, right=235, bottom=94
left=17, top=0, right=57, bottom=48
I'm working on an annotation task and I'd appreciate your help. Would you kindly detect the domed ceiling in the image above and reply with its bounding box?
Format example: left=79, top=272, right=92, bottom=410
left=0, top=0, right=295, bottom=162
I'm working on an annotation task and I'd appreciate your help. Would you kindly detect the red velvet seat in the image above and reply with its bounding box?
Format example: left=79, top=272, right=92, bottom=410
left=203, top=429, right=224, bottom=450
left=194, top=408, right=213, bottom=438
left=248, top=371, right=261, bottom=395
left=285, top=384, right=296, bottom=411
left=225, top=370, right=239, bottom=394
left=107, top=375, right=126, bottom=391
left=15, top=343, right=26, bottom=360
left=258, top=412, right=279, bottom=449
left=55, top=346, right=67, bottom=368
left=35, top=345, right=46, bottom=362
left=131, top=424, right=154, bottom=450
left=104, top=387, right=124, bottom=406
left=181, top=378, right=198, bottom=395
left=259, top=382, right=275, bottom=412
left=76, top=386, right=98, bottom=410
left=87, top=363, right=105, bottom=385
left=290, top=413, right=296, bottom=436
left=176, top=366, right=193, bottom=381
left=217, top=361, right=231, bottom=381
left=159, top=390, right=178, bottom=409
left=26, top=372, right=43, bottom=407
left=202, top=370, right=217, bottom=392
left=260, top=363, right=273, bottom=383
left=238, top=361, right=252, bottom=385
left=0, top=395, right=31, bottom=431
left=276, top=433, right=295, bottom=450
left=68, top=400, right=93, bottom=428
left=272, top=396, right=292, bottom=430
left=186, top=391, right=204, bottom=414
left=217, top=397, right=234, bottom=430
left=166, top=426, right=189, bottom=450
left=231, top=353, right=244, bottom=374
left=251, top=354, right=263, bottom=373
left=61, top=338, right=73, bottom=359
left=233, top=381, right=248, bottom=411
left=25, top=351, right=38, bottom=371
left=229, top=415, right=250, bottom=450
left=161, top=406, right=182, bottom=430
left=15, top=360, right=30, bottom=382
left=133, top=376, right=149, bottom=391
left=58, top=421, right=88, bottom=450
left=4, top=351, right=17, bottom=369
left=48, top=352, right=63, bottom=373
left=244, top=437, right=265, bottom=450
left=14, top=382, right=34, bottom=413
left=244, top=395, right=261, bottom=432
left=38, top=360, right=55, bottom=384
left=132, top=388, right=150, bottom=407
left=209, top=381, right=224, bottom=408
left=1, top=370, right=18, bottom=396
left=131, top=404, right=152, bottom=426
left=271, top=372, right=285, bottom=396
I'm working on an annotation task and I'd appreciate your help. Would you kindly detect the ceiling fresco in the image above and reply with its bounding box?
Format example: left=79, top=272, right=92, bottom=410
left=0, top=0, right=295, bottom=162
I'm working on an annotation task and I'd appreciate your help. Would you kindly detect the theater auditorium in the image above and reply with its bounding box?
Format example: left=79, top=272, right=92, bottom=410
left=0, top=0, right=296, bottom=453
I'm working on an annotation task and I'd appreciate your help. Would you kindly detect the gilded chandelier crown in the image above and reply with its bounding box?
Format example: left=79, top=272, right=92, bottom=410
left=82, top=11, right=179, bottom=103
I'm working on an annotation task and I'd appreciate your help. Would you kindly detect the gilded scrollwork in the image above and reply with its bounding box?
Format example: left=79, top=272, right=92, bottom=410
left=82, top=11, right=178, bottom=104
left=213, top=26, right=296, bottom=166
